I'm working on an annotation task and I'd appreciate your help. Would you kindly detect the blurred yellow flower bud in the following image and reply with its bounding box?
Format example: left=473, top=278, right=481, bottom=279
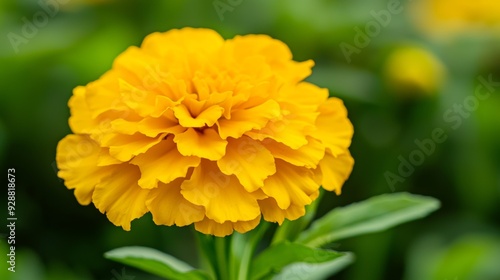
left=383, top=46, right=446, bottom=98
left=412, top=0, right=500, bottom=37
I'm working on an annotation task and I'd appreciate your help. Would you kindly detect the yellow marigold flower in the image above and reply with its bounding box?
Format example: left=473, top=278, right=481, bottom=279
left=412, top=0, right=500, bottom=37
left=56, top=28, right=354, bottom=237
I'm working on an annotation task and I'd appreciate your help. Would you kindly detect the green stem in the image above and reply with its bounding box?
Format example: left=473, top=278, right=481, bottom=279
left=215, top=237, right=230, bottom=280
left=196, top=223, right=270, bottom=280
left=237, top=243, right=253, bottom=280
left=231, top=221, right=270, bottom=280
left=229, top=233, right=245, bottom=280
left=194, top=232, right=218, bottom=279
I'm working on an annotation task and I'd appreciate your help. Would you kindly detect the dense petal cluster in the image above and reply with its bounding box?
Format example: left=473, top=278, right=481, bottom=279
left=57, top=28, right=354, bottom=237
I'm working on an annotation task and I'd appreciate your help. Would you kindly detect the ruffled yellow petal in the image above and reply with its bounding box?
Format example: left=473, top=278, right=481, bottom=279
left=108, top=119, right=141, bottom=135
left=57, top=135, right=116, bottom=205
left=261, top=160, right=320, bottom=209
left=141, top=28, right=225, bottom=57
left=109, top=113, right=183, bottom=138
left=319, top=151, right=354, bottom=194
left=138, top=115, right=185, bottom=137
left=174, top=128, right=227, bottom=160
left=97, top=150, right=123, bottom=167
left=92, top=164, right=149, bottom=230
left=217, top=136, right=276, bottom=192
left=118, top=79, right=169, bottom=118
left=113, top=46, right=162, bottom=90
left=194, top=218, right=234, bottom=237
left=194, top=216, right=261, bottom=237
left=246, top=117, right=310, bottom=149
left=181, top=161, right=260, bottom=223
left=312, top=98, right=354, bottom=156
left=85, top=71, right=126, bottom=118
left=100, top=133, right=164, bottom=162
left=173, top=104, right=224, bottom=128
left=149, top=95, right=180, bottom=118
left=232, top=79, right=281, bottom=108
left=228, top=34, right=292, bottom=61
left=68, top=86, right=95, bottom=134
left=263, top=136, right=325, bottom=168
left=233, top=216, right=261, bottom=233
left=131, top=135, right=200, bottom=189
left=227, top=35, right=313, bottom=82
left=217, top=99, right=281, bottom=139
left=146, top=178, right=205, bottom=226
left=276, top=82, right=329, bottom=106
left=68, top=87, right=124, bottom=142
left=258, top=198, right=305, bottom=225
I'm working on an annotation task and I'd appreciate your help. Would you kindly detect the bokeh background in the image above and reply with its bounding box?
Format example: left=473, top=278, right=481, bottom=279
left=1, top=0, right=500, bottom=279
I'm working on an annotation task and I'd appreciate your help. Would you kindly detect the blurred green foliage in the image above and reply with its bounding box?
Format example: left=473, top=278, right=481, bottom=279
left=0, top=0, right=499, bottom=279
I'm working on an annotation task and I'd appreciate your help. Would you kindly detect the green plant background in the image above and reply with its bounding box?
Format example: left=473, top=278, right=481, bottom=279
left=1, top=0, right=499, bottom=279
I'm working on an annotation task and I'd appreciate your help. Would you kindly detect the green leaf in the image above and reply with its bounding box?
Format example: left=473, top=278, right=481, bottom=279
left=296, top=192, right=440, bottom=247
left=272, top=252, right=354, bottom=280
left=249, top=242, right=346, bottom=280
left=195, top=233, right=218, bottom=279
left=104, top=246, right=212, bottom=280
